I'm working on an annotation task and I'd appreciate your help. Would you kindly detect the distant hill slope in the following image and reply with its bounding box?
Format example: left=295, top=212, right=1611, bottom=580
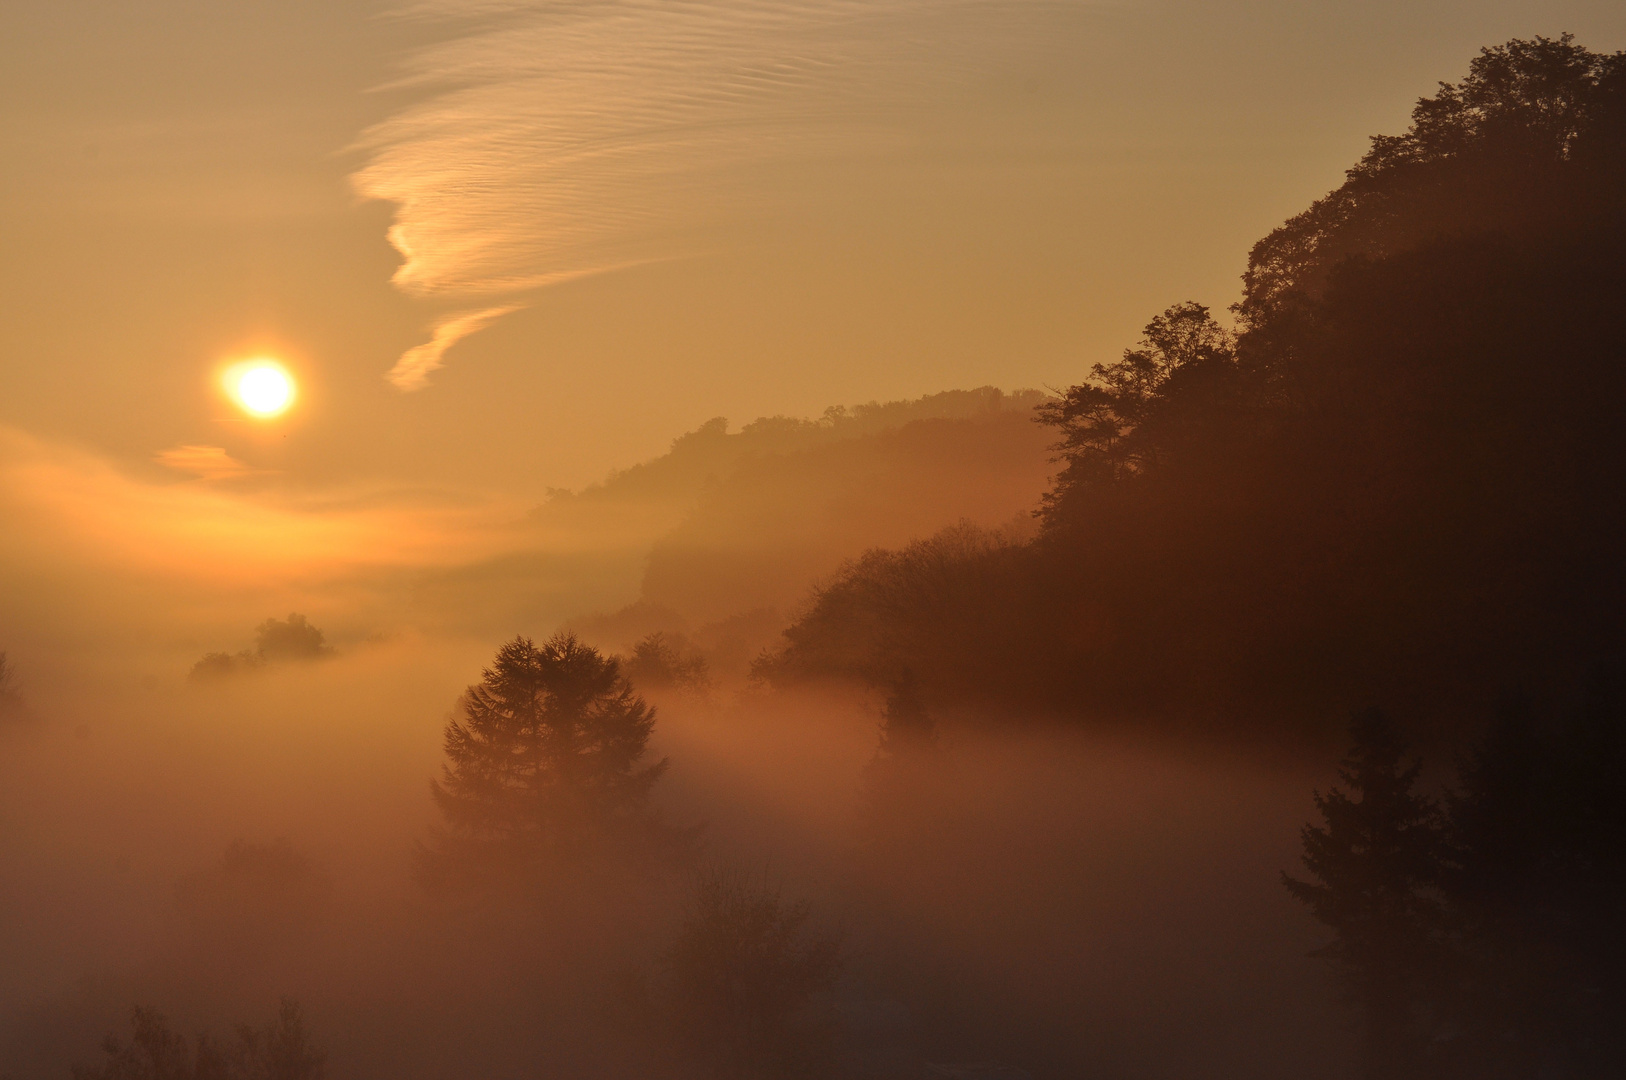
left=414, top=388, right=1055, bottom=661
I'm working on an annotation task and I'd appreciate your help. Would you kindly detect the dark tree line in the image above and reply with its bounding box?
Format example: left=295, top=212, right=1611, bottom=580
left=756, top=35, right=1626, bottom=738
left=1288, top=666, right=1626, bottom=1078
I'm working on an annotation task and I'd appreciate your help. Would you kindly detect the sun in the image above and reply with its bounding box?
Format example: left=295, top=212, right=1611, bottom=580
left=225, top=360, right=296, bottom=418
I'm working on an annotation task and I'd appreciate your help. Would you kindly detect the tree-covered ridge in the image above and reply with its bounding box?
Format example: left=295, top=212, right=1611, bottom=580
left=1034, top=302, right=1236, bottom=525
left=758, top=35, right=1626, bottom=737
left=1239, top=34, right=1626, bottom=328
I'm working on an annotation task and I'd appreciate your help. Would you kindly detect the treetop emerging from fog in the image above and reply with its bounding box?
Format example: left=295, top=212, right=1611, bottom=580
left=427, top=633, right=670, bottom=874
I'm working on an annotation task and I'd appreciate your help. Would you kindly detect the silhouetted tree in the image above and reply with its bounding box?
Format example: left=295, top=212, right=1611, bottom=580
left=426, top=633, right=670, bottom=873
left=1284, top=709, right=1448, bottom=1080
left=222, top=1000, right=325, bottom=1080
left=72, top=1008, right=200, bottom=1080
left=1285, top=678, right=1626, bottom=1077
left=645, top=867, right=841, bottom=1080
left=72, top=1001, right=322, bottom=1080
left=251, top=615, right=333, bottom=663
left=1036, top=302, right=1236, bottom=519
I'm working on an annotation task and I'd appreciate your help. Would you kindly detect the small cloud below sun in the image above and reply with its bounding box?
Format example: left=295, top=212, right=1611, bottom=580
left=156, top=445, right=266, bottom=481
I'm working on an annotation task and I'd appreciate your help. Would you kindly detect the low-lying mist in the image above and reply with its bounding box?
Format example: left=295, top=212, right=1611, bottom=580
left=2, top=385, right=1353, bottom=1079
left=0, top=642, right=1348, bottom=1079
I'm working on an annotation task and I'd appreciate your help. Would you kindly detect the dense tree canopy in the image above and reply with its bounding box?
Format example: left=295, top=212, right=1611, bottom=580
left=1239, top=34, right=1626, bottom=328
left=1035, top=302, right=1237, bottom=524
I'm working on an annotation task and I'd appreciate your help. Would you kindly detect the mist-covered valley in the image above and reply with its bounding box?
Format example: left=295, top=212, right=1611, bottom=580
left=5, top=30, right=1626, bottom=1080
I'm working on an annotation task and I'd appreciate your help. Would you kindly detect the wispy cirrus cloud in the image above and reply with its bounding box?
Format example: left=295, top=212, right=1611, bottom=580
left=352, top=0, right=1076, bottom=388
left=385, top=304, right=523, bottom=390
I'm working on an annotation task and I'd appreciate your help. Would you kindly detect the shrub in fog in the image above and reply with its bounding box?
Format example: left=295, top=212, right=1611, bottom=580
left=188, top=615, right=334, bottom=682
left=71, top=1000, right=323, bottom=1080
left=631, top=867, right=841, bottom=1080
left=622, top=632, right=711, bottom=693
left=0, top=651, right=21, bottom=717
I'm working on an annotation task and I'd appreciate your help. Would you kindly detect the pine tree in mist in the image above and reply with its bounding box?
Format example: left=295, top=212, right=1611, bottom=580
left=71, top=1000, right=323, bottom=1080
left=1284, top=708, right=1448, bottom=1080
left=1291, top=678, right=1626, bottom=1078
left=426, top=633, right=671, bottom=875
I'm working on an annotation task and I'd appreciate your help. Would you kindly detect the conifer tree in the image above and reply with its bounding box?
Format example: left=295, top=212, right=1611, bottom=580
left=1284, top=708, right=1447, bottom=1080
left=427, top=633, right=669, bottom=872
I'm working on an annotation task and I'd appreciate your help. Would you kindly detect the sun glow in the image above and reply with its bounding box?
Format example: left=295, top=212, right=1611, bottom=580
left=225, top=360, right=296, bottom=418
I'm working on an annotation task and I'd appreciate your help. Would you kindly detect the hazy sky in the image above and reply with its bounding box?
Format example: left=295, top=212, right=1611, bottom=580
left=2, top=0, right=1623, bottom=496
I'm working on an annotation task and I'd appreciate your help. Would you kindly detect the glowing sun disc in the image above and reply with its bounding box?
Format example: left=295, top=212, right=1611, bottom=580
left=228, top=361, right=296, bottom=417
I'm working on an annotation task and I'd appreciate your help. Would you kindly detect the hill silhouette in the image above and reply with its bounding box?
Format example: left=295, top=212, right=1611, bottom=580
left=757, top=35, right=1626, bottom=742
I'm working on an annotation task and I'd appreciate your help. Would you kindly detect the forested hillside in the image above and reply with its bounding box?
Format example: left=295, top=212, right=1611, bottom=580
left=758, top=36, right=1626, bottom=741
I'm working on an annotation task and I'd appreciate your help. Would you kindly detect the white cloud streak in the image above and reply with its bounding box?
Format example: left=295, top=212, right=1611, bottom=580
left=354, top=0, right=1076, bottom=388
left=387, top=304, right=524, bottom=390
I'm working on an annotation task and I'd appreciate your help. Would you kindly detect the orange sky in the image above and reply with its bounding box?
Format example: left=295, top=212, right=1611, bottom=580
left=1, top=0, right=1623, bottom=502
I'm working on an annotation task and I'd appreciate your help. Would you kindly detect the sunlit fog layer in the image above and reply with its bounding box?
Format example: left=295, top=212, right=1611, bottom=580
left=4, top=14, right=1626, bottom=1080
